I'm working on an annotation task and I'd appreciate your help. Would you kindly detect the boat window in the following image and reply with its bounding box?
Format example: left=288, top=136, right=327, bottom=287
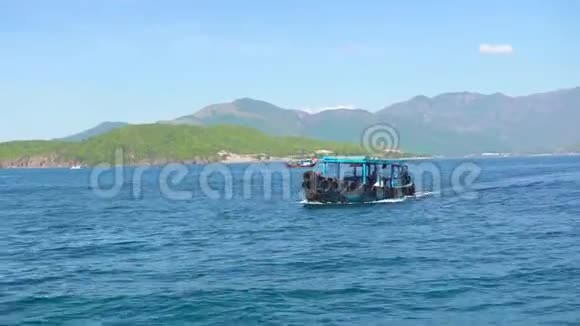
left=343, top=166, right=355, bottom=178
left=381, top=164, right=394, bottom=179
left=323, top=163, right=342, bottom=178
left=321, top=163, right=360, bottom=179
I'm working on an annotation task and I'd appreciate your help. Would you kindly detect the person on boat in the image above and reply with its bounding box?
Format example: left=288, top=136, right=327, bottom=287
left=400, top=166, right=411, bottom=185
left=369, top=165, right=378, bottom=186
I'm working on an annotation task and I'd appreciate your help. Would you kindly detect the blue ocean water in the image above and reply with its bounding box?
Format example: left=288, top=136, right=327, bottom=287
left=1, top=156, right=579, bottom=325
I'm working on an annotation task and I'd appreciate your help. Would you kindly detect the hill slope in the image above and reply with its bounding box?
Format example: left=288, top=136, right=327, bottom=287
left=165, top=98, right=306, bottom=136
left=58, top=121, right=129, bottom=142
left=169, top=99, right=376, bottom=144
left=377, top=88, right=580, bottom=154
left=168, top=87, right=580, bottom=155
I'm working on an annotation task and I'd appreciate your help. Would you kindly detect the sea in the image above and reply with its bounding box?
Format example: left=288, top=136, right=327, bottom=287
left=1, top=156, right=579, bottom=325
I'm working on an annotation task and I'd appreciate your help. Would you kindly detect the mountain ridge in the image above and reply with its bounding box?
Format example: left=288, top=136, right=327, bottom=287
left=58, top=121, right=129, bottom=142
left=162, top=87, right=579, bottom=154
left=30, top=86, right=580, bottom=155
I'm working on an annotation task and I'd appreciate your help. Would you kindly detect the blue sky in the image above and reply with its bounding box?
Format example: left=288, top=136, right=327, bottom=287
left=1, top=0, right=579, bottom=141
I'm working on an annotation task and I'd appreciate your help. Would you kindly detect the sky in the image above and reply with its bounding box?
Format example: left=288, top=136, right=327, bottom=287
left=1, top=0, right=579, bottom=141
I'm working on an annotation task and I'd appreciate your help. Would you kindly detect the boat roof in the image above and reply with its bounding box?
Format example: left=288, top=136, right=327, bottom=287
left=320, top=156, right=406, bottom=165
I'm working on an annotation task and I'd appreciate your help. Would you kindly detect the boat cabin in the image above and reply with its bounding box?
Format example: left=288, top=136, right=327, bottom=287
left=302, top=156, right=415, bottom=204
left=318, top=156, right=411, bottom=187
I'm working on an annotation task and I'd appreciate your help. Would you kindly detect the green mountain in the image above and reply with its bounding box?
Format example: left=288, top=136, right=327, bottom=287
left=166, top=98, right=305, bottom=136
left=168, top=87, right=580, bottom=155
left=58, top=121, right=129, bottom=142
left=376, top=88, right=580, bottom=154
left=45, top=87, right=580, bottom=156
left=0, top=124, right=370, bottom=168
left=167, top=99, right=377, bottom=144
left=566, top=144, right=580, bottom=152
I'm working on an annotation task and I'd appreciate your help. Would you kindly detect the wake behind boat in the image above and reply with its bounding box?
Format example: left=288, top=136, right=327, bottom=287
left=302, top=156, right=415, bottom=205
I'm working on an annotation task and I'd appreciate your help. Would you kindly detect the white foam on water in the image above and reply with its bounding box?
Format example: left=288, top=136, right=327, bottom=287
left=300, top=191, right=436, bottom=206
left=300, top=199, right=322, bottom=205
left=300, top=200, right=351, bottom=206
left=301, top=198, right=406, bottom=206
left=414, top=191, right=438, bottom=198
left=369, top=198, right=407, bottom=204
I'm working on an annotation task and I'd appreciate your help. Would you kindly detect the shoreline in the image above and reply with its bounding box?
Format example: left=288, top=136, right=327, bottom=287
left=0, top=153, right=433, bottom=169
left=7, top=151, right=577, bottom=170
left=2, top=152, right=578, bottom=169
left=0, top=154, right=293, bottom=169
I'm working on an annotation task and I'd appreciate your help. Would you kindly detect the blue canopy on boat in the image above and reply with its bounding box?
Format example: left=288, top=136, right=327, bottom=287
left=318, top=156, right=408, bottom=184
left=320, top=156, right=406, bottom=165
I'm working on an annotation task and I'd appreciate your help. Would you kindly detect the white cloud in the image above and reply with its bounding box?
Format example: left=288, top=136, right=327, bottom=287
left=301, top=105, right=357, bottom=114
left=479, top=43, right=514, bottom=55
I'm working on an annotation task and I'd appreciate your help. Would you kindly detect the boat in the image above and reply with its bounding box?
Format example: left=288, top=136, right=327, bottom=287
left=286, top=157, right=318, bottom=168
left=70, top=165, right=82, bottom=170
left=301, top=156, right=415, bottom=205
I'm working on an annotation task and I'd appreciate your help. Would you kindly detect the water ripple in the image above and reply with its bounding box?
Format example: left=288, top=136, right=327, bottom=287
left=1, top=156, right=580, bottom=324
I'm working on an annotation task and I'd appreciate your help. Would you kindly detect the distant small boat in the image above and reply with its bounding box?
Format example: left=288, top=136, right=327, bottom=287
left=286, top=158, right=318, bottom=168
left=70, top=165, right=82, bottom=170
